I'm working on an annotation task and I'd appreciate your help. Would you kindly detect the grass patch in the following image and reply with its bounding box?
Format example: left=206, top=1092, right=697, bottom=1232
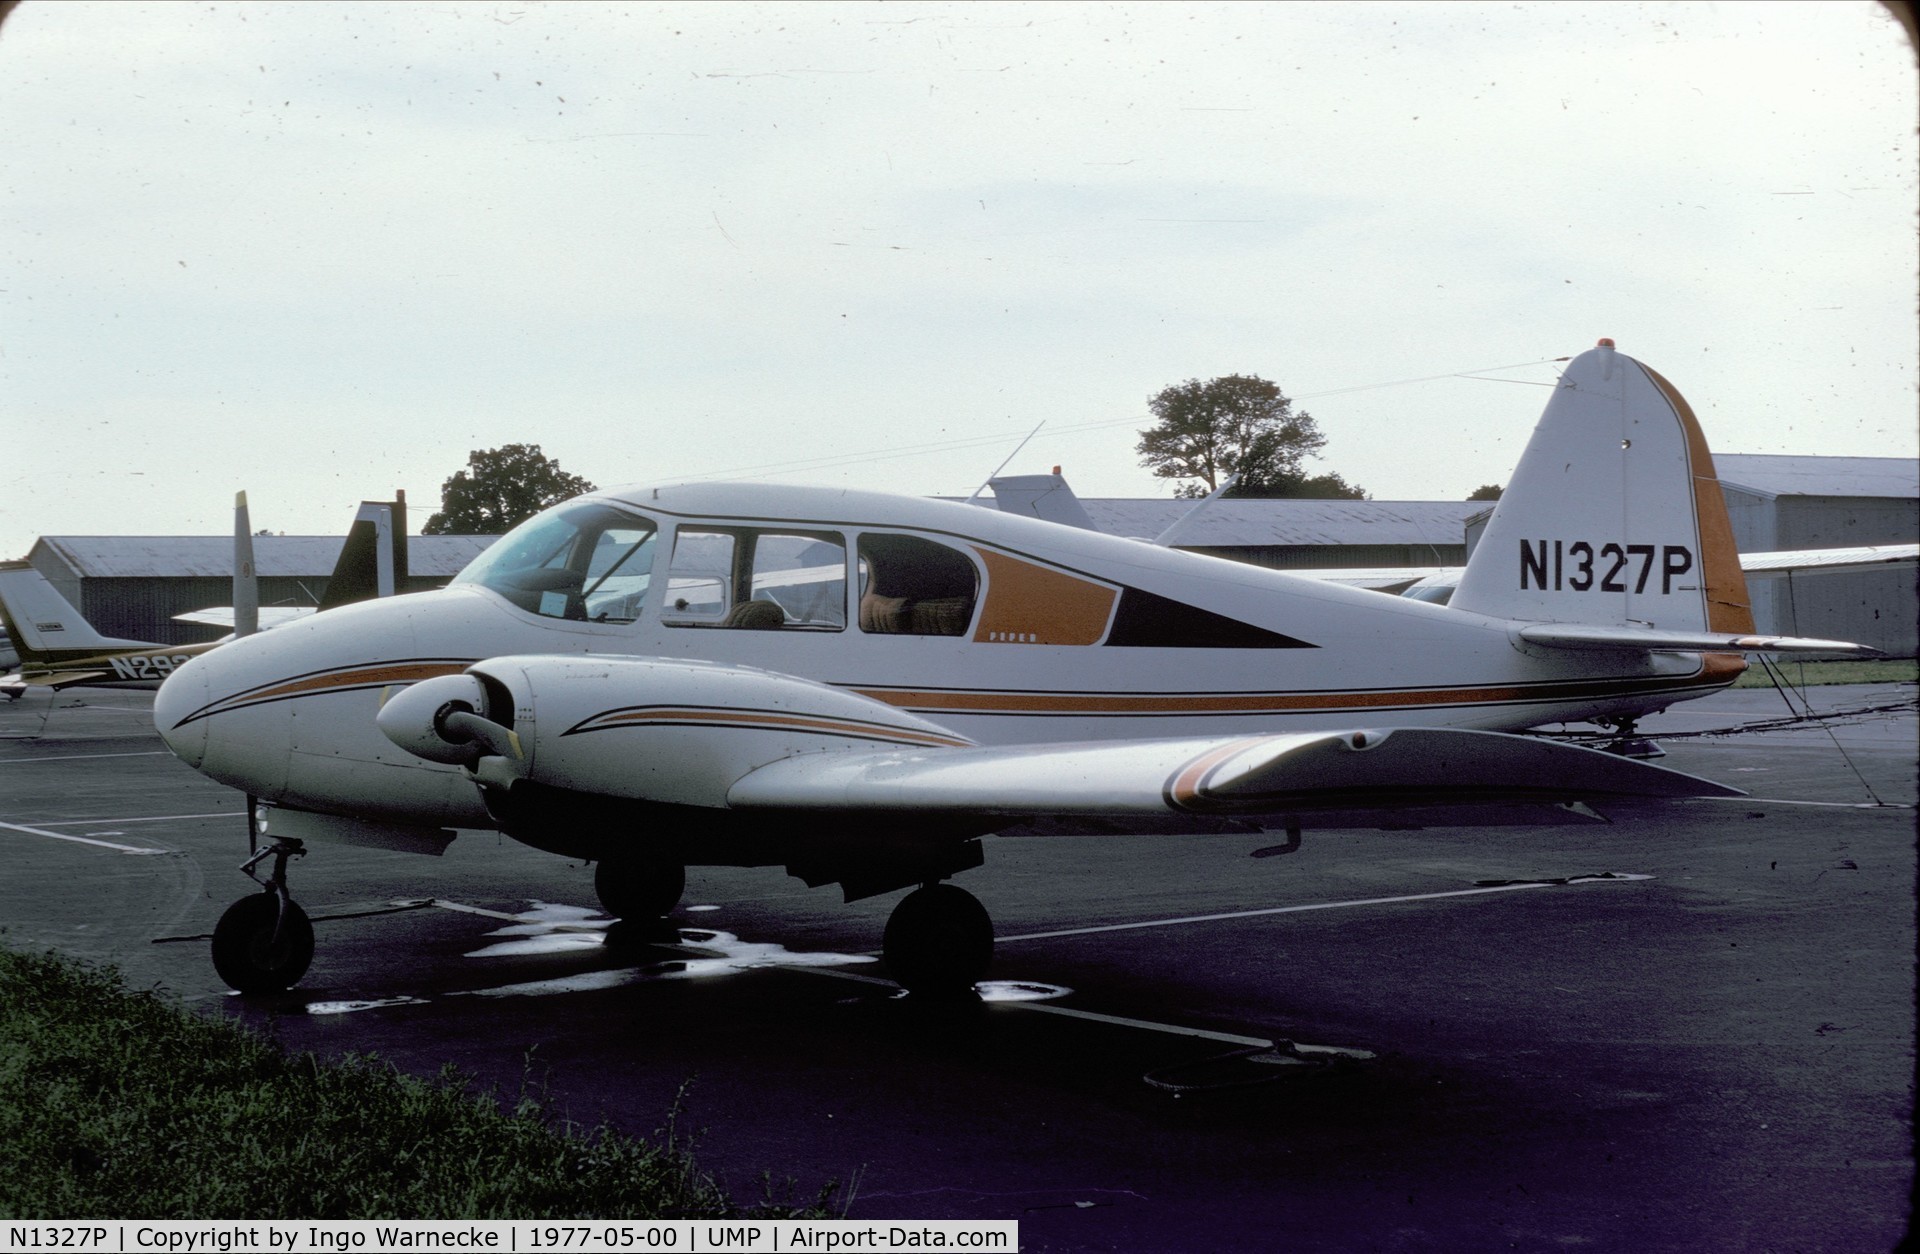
left=1732, top=657, right=1919, bottom=688
left=0, top=945, right=832, bottom=1220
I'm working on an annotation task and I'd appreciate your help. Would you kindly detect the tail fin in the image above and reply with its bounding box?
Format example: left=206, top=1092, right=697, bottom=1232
left=0, top=561, right=161, bottom=662
left=1450, top=341, right=1753, bottom=635
left=233, top=491, right=259, bottom=638
left=318, top=496, right=410, bottom=611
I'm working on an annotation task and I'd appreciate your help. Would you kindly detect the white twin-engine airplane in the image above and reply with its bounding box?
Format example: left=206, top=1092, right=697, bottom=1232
left=155, top=342, right=1873, bottom=995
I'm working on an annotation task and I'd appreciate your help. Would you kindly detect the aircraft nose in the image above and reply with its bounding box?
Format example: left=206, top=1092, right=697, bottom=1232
left=154, top=657, right=210, bottom=768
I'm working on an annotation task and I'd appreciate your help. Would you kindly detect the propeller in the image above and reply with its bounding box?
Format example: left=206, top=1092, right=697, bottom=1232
left=376, top=672, right=521, bottom=766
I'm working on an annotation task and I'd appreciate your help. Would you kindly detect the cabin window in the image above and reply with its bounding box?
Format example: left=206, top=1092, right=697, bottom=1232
left=857, top=534, right=978, bottom=636
left=665, top=528, right=847, bottom=630
left=452, top=501, right=657, bottom=623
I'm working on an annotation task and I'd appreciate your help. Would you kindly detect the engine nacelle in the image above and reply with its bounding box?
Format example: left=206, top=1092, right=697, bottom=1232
left=385, top=654, right=973, bottom=809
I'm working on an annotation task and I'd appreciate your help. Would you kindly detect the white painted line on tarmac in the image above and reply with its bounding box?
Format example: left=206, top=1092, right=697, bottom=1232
left=1716, top=796, right=1917, bottom=810
left=996, top=875, right=1652, bottom=945
left=0, top=751, right=174, bottom=764
left=0, top=818, right=171, bottom=855
left=1016, top=1003, right=1272, bottom=1047
left=30, top=811, right=240, bottom=827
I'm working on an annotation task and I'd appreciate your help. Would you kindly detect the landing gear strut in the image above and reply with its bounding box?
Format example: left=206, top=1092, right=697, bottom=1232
left=211, top=837, right=314, bottom=994
left=1595, top=715, right=1665, bottom=759
left=883, top=882, right=994, bottom=996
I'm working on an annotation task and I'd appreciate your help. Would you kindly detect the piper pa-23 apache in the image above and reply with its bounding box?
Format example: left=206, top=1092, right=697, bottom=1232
left=155, top=342, right=1875, bottom=996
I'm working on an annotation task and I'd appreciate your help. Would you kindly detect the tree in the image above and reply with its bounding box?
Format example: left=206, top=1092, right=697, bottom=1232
left=1467, top=483, right=1504, bottom=501
left=1136, top=374, right=1366, bottom=500
left=423, top=444, right=597, bottom=535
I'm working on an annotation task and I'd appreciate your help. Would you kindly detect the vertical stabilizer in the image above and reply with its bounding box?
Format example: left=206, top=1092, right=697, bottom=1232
left=1450, top=342, right=1753, bottom=634
left=318, top=498, right=408, bottom=610
left=986, top=474, right=1099, bottom=530
left=0, top=561, right=160, bottom=660
left=233, top=492, right=259, bottom=638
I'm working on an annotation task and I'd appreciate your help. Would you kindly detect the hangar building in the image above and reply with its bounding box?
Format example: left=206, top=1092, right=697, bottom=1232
left=23, top=534, right=494, bottom=647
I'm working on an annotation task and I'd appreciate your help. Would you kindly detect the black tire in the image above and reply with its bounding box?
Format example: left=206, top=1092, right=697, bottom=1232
left=594, top=854, right=686, bottom=920
left=211, top=893, right=314, bottom=994
left=883, top=883, right=993, bottom=995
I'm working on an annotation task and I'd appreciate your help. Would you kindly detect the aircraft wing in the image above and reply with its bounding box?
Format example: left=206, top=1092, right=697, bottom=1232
left=1516, top=623, right=1879, bottom=655
left=175, top=606, right=317, bottom=629
left=379, top=660, right=1743, bottom=843
left=726, top=726, right=1743, bottom=821
left=1738, top=543, right=1918, bottom=579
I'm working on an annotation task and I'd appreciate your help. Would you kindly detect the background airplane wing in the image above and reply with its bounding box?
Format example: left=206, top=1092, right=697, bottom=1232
left=725, top=726, right=1741, bottom=824
left=174, top=606, right=316, bottom=629
left=1738, top=543, right=1918, bottom=579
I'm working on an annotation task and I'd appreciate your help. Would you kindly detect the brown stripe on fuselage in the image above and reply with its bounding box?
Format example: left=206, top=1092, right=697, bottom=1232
left=170, top=660, right=475, bottom=727
left=570, top=705, right=973, bottom=748
left=854, top=667, right=1734, bottom=717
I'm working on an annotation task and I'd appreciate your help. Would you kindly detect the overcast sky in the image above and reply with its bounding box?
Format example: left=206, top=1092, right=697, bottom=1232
left=2, top=1, right=1913, bottom=556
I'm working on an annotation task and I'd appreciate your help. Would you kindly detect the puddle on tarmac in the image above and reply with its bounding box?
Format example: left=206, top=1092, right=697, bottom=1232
left=429, top=906, right=879, bottom=999
left=462, top=901, right=613, bottom=958
left=456, top=928, right=877, bottom=999
left=304, top=996, right=431, bottom=1016
left=975, top=980, right=1073, bottom=1003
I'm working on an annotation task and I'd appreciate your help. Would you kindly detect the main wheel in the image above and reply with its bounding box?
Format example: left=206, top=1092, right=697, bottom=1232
left=883, top=883, right=993, bottom=996
left=211, top=893, right=314, bottom=994
left=594, top=853, right=686, bottom=920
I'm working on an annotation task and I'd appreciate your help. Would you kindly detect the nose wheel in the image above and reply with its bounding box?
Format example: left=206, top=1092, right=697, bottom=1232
left=883, top=882, right=994, bottom=997
left=211, top=837, right=314, bottom=994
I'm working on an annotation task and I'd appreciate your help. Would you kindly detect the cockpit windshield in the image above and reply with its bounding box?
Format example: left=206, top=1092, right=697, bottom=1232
left=452, top=500, right=657, bottom=623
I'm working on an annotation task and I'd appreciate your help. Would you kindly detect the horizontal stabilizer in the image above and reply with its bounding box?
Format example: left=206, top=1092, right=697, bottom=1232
left=728, top=726, right=1742, bottom=824
left=1518, top=623, right=1878, bottom=655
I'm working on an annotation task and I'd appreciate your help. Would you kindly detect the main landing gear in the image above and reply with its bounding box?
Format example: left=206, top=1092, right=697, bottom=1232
left=883, top=882, right=994, bottom=997
left=210, top=837, right=315, bottom=994
left=592, top=854, right=995, bottom=996
left=593, top=850, right=687, bottom=944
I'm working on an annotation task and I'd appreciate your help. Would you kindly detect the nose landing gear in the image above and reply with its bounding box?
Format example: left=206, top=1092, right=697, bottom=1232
left=211, top=837, right=314, bottom=994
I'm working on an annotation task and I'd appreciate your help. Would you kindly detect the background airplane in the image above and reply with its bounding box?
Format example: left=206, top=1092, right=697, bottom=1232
left=151, top=342, right=1877, bottom=998
left=0, top=493, right=408, bottom=698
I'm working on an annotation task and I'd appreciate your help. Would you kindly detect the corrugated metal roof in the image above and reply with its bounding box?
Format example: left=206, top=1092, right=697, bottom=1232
left=1714, top=454, right=1919, bottom=500
left=1076, top=499, right=1484, bottom=547
left=34, top=535, right=496, bottom=579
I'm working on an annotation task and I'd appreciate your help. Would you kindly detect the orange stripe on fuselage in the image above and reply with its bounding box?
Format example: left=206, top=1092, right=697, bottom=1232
left=854, top=668, right=1733, bottom=717
left=574, top=706, right=973, bottom=748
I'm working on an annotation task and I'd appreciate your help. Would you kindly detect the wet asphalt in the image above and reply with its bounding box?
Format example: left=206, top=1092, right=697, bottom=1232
left=1, top=683, right=1912, bottom=1252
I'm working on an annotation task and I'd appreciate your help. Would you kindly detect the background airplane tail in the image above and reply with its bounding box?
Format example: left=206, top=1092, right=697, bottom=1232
left=319, top=496, right=409, bottom=610
left=1449, top=342, right=1753, bottom=635
left=0, top=561, right=160, bottom=661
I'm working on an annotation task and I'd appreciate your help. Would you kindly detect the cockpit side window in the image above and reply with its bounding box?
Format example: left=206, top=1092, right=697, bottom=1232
left=664, top=528, right=848, bottom=630
left=452, top=501, right=657, bottom=623
left=856, top=533, right=978, bottom=636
